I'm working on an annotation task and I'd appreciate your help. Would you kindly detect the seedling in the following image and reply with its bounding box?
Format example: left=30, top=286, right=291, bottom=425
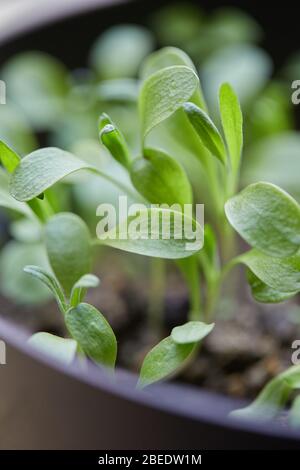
left=0, top=47, right=300, bottom=398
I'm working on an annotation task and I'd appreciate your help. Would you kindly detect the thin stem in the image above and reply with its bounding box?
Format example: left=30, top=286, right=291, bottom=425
left=177, top=256, right=203, bottom=321
left=27, top=196, right=54, bottom=223
left=148, top=257, right=166, bottom=337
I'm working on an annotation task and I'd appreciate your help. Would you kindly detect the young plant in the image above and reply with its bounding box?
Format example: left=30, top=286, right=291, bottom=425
left=231, top=365, right=300, bottom=428
left=1, top=46, right=299, bottom=398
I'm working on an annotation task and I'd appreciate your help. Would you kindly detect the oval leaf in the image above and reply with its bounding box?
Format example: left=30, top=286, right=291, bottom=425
left=171, top=321, right=214, bottom=344
left=183, top=102, right=226, bottom=164
left=225, top=182, right=300, bottom=257
left=0, top=241, right=52, bottom=305
left=219, top=82, right=243, bottom=173
left=28, top=332, right=77, bottom=365
left=246, top=269, right=297, bottom=304
left=96, top=207, right=203, bottom=259
left=10, top=147, right=92, bottom=202
left=65, top=302, right=117, bottom=368
left=45, top=213, right=92, bottom=297
left=130, top=148, right=192, bottom=207
left=141, top=46, right=196, bottom=79
left=139, top=65, right=199, bottom=137
left=231, top=365, right=300, bottom=422
left=240, top=249, right=300, bottom=293
left=138, top=336, right=195, bottom=388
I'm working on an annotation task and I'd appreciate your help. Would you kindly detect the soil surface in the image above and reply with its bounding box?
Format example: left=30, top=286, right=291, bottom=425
left=1, top=251, right=299, bottom=401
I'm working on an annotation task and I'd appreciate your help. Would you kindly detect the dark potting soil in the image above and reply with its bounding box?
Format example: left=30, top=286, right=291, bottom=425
left=0, top=251, right=299, bottom=401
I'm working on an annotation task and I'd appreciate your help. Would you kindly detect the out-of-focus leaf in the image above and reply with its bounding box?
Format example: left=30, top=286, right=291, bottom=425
left=0, top=104, right=37, bottom=155
left=2, top=52, right=69, bottom=130
left=45, top=213, right=92, bottom=297
left=0, top=140, right=20, bottom=173
left=242, top=132, right=300, bottom=202
left=231, top=365, right=300, bottom=422
left=0, top=241, right=51, bottom=305
left=201, top=45, right=272, bottom=114
left=89, top=25, right=154, bottom=79
left=28, top=332, right=77, bottom=365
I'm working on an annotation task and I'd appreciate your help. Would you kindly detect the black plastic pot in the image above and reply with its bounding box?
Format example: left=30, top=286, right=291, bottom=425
left=0, top=0, right=300, bottom=450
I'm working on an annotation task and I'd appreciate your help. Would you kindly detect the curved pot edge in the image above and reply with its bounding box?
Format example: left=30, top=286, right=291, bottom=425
left=1, top=314, right=300, bottom=444
left=0, top=0, right=128, bottom=44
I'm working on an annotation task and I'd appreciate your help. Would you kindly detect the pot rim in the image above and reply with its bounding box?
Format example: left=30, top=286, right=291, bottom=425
left=1, top=314, right=300, bottom=443
left=1, top=0, right=300, bottom=444
left=0, top=0, right=128, bottom=44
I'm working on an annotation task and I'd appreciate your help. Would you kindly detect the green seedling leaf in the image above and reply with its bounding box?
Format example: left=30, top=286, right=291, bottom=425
left=225, top=182, right=300, bottom=257
left=130, top=148, right=192, bottom=207
left=151, top=3, right=204, bottom=49
left=65, top=303, right=117, bottom=368
left=96, top=78, right=139, bottom=102
left=28, top=332, right=77, bottom=365
left=2, top=52, right=69, bottom=131
left=0, top=103, right=37, bottom=155
left=183, top=102, right=226, bottom=164
left=96, top=207, right=203, bottom=259
left=141, top=46, right=197, bottom=79
left=219, top=83, right=243, bottom=173
left=201, top=44, right=272, bottom=113
left=246, top=269, right=297, bottom=304
left=171, top=321, right=214, bottom=344
left=99, top=113, right=131, bottom=169
left=0, top=140, right=20, bottom=173
left=9, top=147, right=92, bottom=202
left=231, top=365, right=300, bottom=422
left=0, top=241, right=51, bottom=305
left=138, top=337, right=195, bottom=388
left=45, top=213, right=92, bottom=297
left=70, top=274, right=100, bottom=307
left=240, top=249, right=300, bottom=293
left=23, top=265, right=67, bottom=313
left=0, top=183, right=33, bottom=219
left=10, top=218, right=41, bottom=243
left=90, top=25, right=154, bottom=79
left=241, top=132, right=300, bottom=202
left=139, top=65, right=199, bottom=137
left=289, top=395, right=300, bottom=428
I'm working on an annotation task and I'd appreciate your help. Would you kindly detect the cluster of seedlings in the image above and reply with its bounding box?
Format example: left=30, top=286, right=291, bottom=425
left=1, top=4, right=300, bottom=425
